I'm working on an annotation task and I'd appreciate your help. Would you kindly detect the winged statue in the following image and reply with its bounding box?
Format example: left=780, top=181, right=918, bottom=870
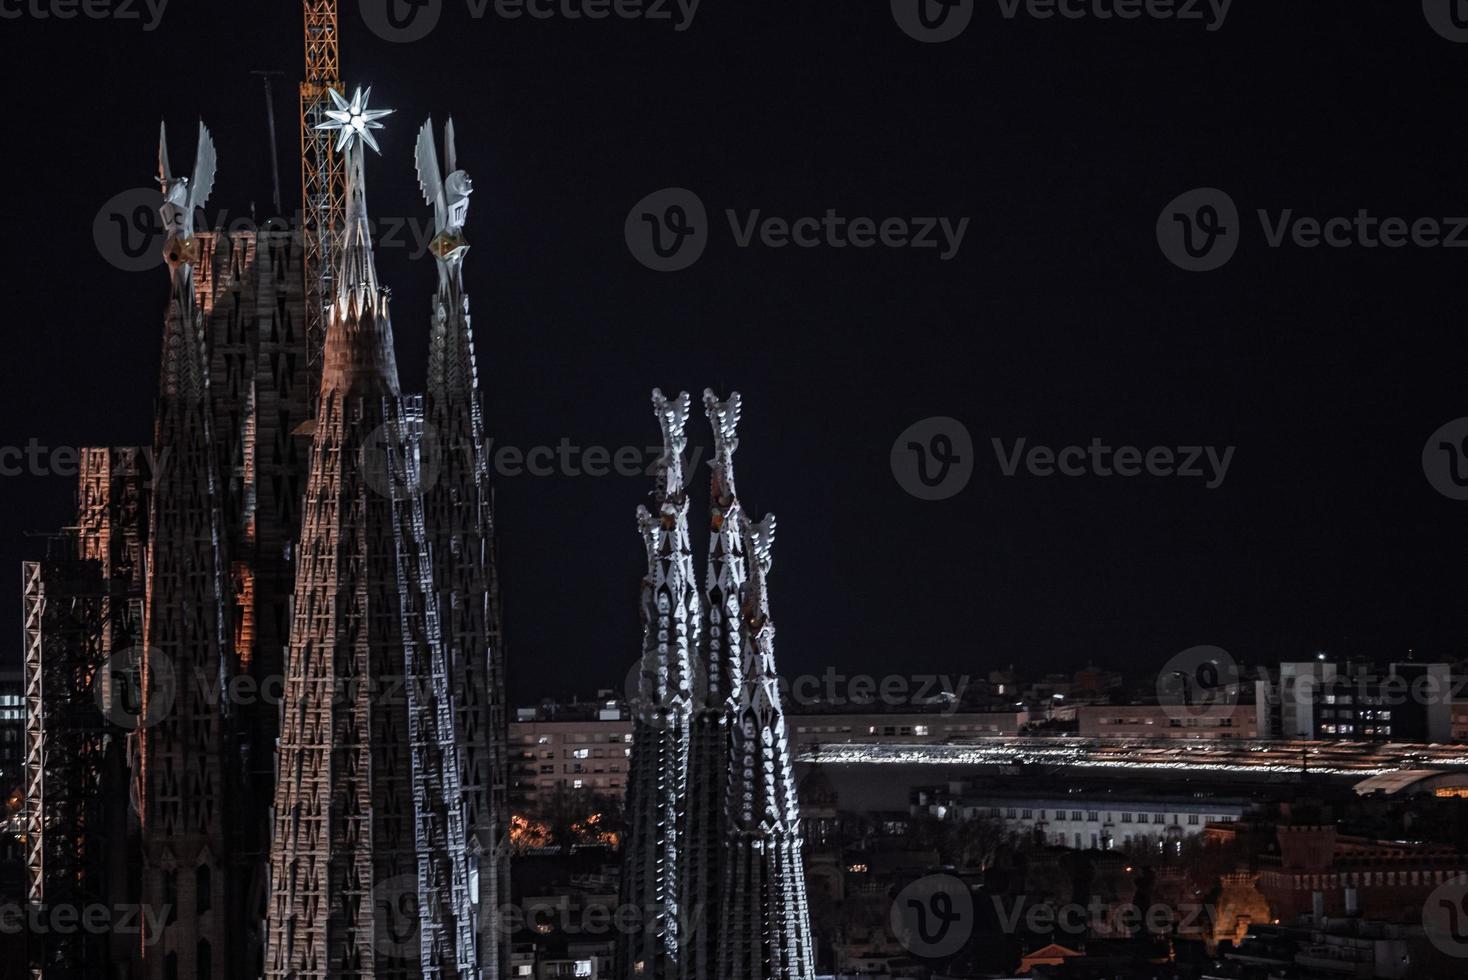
left=415, top=116, right=473, bottom=286
left=157, top=120, right=216, bottom=269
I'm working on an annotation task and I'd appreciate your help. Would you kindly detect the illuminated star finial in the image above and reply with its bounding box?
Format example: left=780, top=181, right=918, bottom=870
left=317, top=86, right=394, bottom=155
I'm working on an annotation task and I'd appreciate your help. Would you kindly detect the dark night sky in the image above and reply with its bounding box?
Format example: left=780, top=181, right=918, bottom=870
left=3, top=2, right=1468, bottom=701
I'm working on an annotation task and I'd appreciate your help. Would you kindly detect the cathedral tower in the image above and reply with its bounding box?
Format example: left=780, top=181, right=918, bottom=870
left=265, top=88, right=474, bottom=980
left=418, top=116, right=510, bottom=980
left=617, top=390, right=698, bottom=980
left=717, top=512, right=815, bottom=980
left=137, top=120, right=238, bottom=980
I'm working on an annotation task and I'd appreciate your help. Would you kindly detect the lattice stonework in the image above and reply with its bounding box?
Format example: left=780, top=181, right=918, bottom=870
left=418, top=116, right=510, bottom=980
left=678, top=391, right=746, bottom=980
left=618, top=391, right=698, bottom=980
left=136, top=183, right=238, bottom=980
left=265, top=108, right=474, bottom=980
left=717, top=513, right=815, bottom=980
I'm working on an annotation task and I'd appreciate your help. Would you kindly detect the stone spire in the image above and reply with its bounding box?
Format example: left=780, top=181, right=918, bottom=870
left=679, top=390, right=747, bottom=980
left=618, top=389, right=698, bottom=980
left=718, top=512, right=816, bottom=980
left=319, top=87, right=399, bottom=397
left=265, top=87, right=475, bottom=980
left=418, top=115, right=509, bottom=980
left=138, top=118, right=238, bottom=980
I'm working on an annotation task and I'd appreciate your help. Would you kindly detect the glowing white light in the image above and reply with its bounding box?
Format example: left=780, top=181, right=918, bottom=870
left=316, top=86, right=394, bottom=155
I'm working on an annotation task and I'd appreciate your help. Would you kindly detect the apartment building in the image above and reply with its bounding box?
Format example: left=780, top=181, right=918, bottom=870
left=1077, top=700, right=1258, bottom=739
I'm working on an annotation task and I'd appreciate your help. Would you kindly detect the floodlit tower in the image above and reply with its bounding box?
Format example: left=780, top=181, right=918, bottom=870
left=417, top=115, right=510, bottom=980
left=718, top=514, right=816, bottom=980
left=678, top=390, right=747, bottom=980
left=265, top=87, right=474, bottom=980
left=617, top=390, right=698, bottom=980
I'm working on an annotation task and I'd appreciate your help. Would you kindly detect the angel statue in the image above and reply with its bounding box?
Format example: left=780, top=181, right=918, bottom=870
left=415, top=116, right=473, bottom=293
left=157, top=120, right=216, bottom=273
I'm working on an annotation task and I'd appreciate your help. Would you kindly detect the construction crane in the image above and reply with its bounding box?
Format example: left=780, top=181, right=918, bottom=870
left=300, top=0, right=345, bottom=412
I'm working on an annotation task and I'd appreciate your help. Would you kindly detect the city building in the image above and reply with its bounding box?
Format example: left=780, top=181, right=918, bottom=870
left=1077, top=700, right=1258, bottom=739
left=790, top=708, right=1029, bottom=744
left=1252, top=823, right=1468, bottom=923
left=1259, top=660, right=1454, bottom=743
left=0, top=671, right=21, bottom=791
left=914, top=780, right=1248, bottom=851
left=512, top=702, right=632, bottom=807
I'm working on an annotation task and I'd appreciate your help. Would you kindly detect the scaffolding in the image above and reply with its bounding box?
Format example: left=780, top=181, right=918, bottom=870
left=299, top=0, right=345, bottom=411
left=22, top=550, right=113, bottom=980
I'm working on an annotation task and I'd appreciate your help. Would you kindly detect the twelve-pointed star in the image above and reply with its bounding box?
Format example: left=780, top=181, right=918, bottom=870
left=317, top=86, right=394, bottom=154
